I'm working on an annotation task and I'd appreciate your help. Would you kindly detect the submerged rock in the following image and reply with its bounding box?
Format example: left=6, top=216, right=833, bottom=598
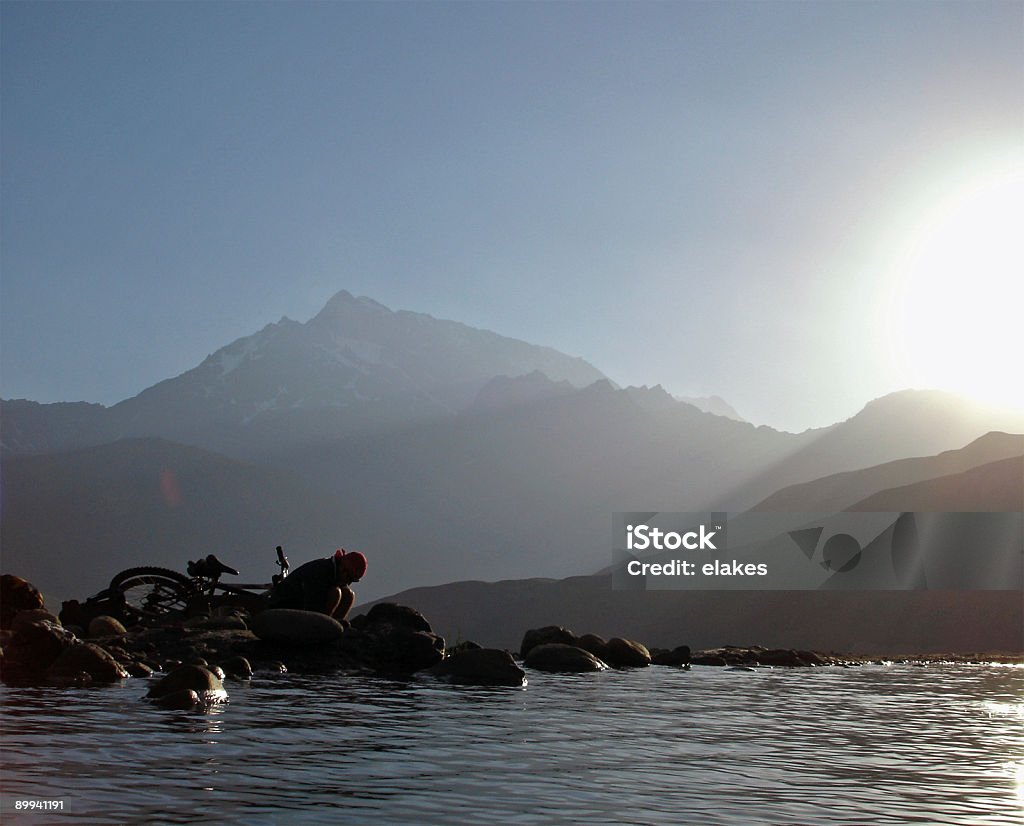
left=147, top=665, right=228, bottom=706
left=222, top=656, right=254, bottom=680
left=651, top=646, right=692, bottom=667
left=756, top=649, right=819, bottom=667
left=154, top=689, right=202, bottom=709
left=524, top=643, right=608, bottom=673
left=434, top=648, right=527, bottom=687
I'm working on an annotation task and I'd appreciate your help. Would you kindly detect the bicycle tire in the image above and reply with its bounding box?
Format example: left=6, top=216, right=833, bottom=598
left=109, top=567, right=193, bottom=621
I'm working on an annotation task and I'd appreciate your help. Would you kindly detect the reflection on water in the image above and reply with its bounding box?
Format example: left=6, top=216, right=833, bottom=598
left=2, top=664, right=1022, bottom=825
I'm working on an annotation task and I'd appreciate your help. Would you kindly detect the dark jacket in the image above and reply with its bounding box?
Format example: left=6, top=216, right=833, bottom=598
left=266, top=557, right=336, bottom=612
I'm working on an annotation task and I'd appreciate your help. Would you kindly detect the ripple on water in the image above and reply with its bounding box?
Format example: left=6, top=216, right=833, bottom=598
left=1, top=664, right=1022, bottom=825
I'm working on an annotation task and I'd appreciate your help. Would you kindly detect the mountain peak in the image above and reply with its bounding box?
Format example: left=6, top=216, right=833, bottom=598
left=314, top=289, right=391, bottom=321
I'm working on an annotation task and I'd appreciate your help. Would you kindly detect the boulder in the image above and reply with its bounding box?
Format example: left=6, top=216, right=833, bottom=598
left=153, top=689, right=202, bottom=709
left=651, top=645, right=692, bottom=667
left=7, top=620, right=77, bottom=672
left=88, top=616, right=127, bottom=638
left=603, top=638, right=651, bottom=668
left=125, top=661, right=154, bottom=678
left=1, top=575, right=44, bottom=629
left=250, top=609, right=347, bottom=645
left=221, top=656, right=253, bottom=680
left=796, top=650, right=828, bottom=666
left=524, top=643, right=608, bottom=673
left=373, top=629, right=445, bottom=674
left=355, top=603, right=433, bottom=634
left=756, top=649, right=814, bottom=667
left=690, top=654, right=728, bottom=666
left=576, top=634, right=609, bottom=659
left=434, top=648, right=527, bottom=687
left=48, top=643, right=129, bottom=683
left=348, top=604, right=445, bottom=674
left=11, top=609, right=61, bottom=635
left=520, top=626, right=577, bottom=658
left=147, top=665, right=228, bottom=705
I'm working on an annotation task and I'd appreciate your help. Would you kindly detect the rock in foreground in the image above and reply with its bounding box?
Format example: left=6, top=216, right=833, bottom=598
left=434, top=648, right=527, bottom=687
left=524, top=643, right=608, bottom=673
left=250, top=609, right=347, bottom=645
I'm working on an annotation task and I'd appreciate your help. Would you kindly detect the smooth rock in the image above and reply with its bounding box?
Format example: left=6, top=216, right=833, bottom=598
left=604, top=638, right=651, bottom=668
left=222, top=656, right=253, bottom=680
left=524, top=643, right=608, bottom=673
left=520, top=626, right=577, bottom=658
left=88, top=616, right=127, bottom=638
left=148, top=665, right=227, bottom=705
left=154, top=689, right=202, bottom=709
left=250, top=609, right=347, bottom=645
left=125, top=661, right=154, bottom=678
left=435, top=648, right=527, bottom=687
left=576, top=634, right=609, bottom=659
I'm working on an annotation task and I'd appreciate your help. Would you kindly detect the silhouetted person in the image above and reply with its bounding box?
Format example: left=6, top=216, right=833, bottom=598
left=266, top=549, right=367, bottom=620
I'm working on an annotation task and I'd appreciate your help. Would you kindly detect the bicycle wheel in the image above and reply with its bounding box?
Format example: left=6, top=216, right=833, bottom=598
left=109, top=567, right=193, bottom=622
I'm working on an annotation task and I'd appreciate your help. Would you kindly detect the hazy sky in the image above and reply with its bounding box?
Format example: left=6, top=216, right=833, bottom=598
left=2, top=1, right=1021, bottom=432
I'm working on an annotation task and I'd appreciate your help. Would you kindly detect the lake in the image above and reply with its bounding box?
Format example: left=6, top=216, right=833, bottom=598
left=2, top=663, right=1022, bottom=824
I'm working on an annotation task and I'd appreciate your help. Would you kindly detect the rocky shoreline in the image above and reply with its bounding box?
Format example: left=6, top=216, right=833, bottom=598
left=1, top=575, right=1020, bottom=708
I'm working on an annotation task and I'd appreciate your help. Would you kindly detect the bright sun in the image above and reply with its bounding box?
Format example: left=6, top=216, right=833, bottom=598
left=884, top=152, right=1023, bottom=411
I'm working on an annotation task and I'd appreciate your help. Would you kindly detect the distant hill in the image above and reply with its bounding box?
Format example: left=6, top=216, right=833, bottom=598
left=726, top=392, right=1024, bottom=508
left=847, top=455, right=1024, bottom=512
left=371, top=575, right=1023, bottom=655
left=371, top=432, right=1024, bottom=654
left=752, top=431, right=1024, bottom=512
left=0, top=400, right=109, bottom=455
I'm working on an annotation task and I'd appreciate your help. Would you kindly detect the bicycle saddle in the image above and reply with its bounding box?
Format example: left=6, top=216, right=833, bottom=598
left=187, top=554, right=240, bottom=579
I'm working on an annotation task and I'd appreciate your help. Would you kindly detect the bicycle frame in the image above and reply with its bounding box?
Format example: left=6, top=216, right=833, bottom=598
left=103, top=546, right=291, bottom=625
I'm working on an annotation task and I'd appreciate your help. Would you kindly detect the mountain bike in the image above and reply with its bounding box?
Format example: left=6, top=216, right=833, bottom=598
left=106, top=546, right=291, bottom=625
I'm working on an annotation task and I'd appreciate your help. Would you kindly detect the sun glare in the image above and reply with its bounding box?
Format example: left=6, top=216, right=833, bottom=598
left=883, top=153, right=1024, bottom=411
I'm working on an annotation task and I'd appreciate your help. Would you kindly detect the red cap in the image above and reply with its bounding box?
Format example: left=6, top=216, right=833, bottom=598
left=334, top=548, right=367, bottom=582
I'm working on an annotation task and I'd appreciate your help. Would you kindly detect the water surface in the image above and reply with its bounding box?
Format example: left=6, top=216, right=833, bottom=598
left=3, top=663, right=1022, bottom=824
